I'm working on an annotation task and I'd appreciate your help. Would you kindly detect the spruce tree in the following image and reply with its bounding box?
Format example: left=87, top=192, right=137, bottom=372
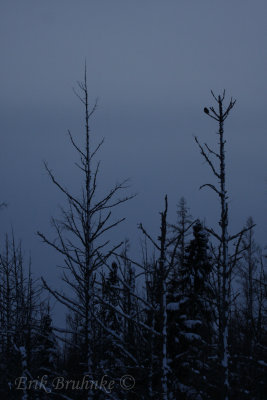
left=168, top=220, right=214, bottom=399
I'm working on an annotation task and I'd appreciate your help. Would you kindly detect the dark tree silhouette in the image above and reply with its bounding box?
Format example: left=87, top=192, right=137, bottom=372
left=38, top=68, right=134, bottom=400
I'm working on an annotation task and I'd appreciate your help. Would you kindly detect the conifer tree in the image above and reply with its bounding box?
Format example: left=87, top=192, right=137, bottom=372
left=33, top=305, right=59, bottom=397
left=98, top=262, right=124, bottom=380
left=167, top=220, right=214, bottom=399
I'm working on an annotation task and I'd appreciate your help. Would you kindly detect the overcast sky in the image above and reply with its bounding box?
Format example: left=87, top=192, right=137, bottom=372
left=1, top=1, right=267, bottom=319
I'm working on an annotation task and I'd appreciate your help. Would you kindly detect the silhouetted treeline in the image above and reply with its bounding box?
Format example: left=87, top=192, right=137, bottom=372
left=0, top=76, right=266, bottom=399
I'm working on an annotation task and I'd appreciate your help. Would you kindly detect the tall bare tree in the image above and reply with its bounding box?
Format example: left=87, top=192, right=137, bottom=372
left=139, top=196, right=171, bottom=400
left=38, top=68, right=134, bottom=399
left=195, top=91, right=235, bottom=400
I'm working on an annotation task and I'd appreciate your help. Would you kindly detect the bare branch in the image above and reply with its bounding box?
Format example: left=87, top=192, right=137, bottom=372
left=194, top=136, right=220, bottom=178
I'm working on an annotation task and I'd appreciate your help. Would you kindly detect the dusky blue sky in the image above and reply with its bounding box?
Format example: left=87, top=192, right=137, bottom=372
left=1, top=1, right=266, bottom=321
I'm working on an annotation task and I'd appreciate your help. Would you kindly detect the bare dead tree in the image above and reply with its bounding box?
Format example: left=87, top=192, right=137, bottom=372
left=38, top=68, right=134, bottom=400
left=159, top=196, right=168, bottom=400
left=195, top=91, right=236, bottom=400
left=0, top=232, right=42, bottom=397
left=139, top=195, right=171, bottom=400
